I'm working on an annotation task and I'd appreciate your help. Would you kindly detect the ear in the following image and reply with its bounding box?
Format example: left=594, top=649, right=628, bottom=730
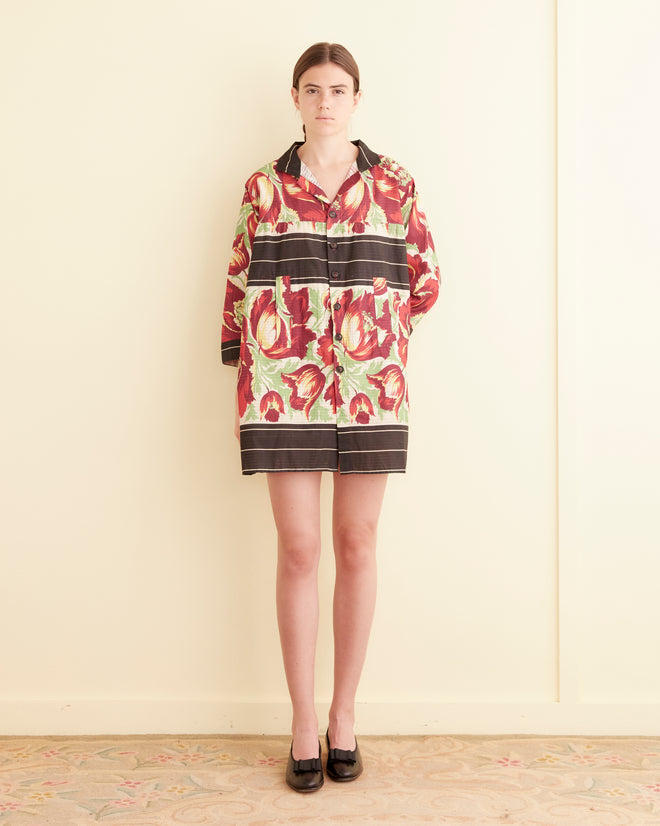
left=291, top=87, right=300, bottom=111
left=352, top=90, right=362, bottom=113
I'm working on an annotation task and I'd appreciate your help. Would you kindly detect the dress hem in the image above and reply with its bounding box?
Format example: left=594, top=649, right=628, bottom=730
left=241, top=468, right=404, bottom=476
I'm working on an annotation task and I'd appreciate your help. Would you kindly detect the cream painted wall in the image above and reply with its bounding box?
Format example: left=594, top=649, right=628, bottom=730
left=558, top=0, right=660, bottom=710
left=3, top=0, right=652, bottom=737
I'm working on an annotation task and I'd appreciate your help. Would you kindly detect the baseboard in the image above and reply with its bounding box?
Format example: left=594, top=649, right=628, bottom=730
left=1, top=700, right=659, bottom=737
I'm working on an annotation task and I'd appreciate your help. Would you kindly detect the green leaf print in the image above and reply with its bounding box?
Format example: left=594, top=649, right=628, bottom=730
left=275, top=276, right=288, bottom=317
left=234, top=202, right=254, bottom=238
left=308, top=288, right=328, bottom=334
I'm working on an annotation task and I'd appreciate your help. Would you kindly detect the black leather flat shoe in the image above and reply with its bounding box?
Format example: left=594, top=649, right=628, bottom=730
left=325, top=729, right=363, bottom=782
left=285, top=742, right=324, bottom=793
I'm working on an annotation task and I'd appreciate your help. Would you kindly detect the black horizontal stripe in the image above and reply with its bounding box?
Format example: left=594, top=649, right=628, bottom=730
left=252, top=233, right=407, bottom=263
left=242, top=454, right=339, bottom=474
left=248, top=233, right=409, bottom=289
left=246, top=275, right=409, bottom=291
left=239, top=422, right=339, bottom=432
left=338, top=425, right=408, bottom=451
left=338, top=425, right=408, bottom=474
left=243, top=466, right=340, bottom=475
left=240, top=422, right=337, bottom=452
left=221, top=339, right=240, bottom=364
left=239, top=422, right=408, bottom=475
left=240, top=424, right=338, bottom=473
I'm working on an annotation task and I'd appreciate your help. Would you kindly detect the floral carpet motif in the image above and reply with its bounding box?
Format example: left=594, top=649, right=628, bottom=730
left=1, top=735, right=660, bottom=824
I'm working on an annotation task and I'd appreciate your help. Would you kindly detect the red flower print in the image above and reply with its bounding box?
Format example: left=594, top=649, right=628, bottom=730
left=246, top=208, right=258, bottom=240
left=316, top=326, right=334, bottom=367
left=340, top=177, right=371, bottom=226
left=237, top=346, right=255, bottom=418
left=392, top=292, right=411, bottom=363
left=407, top=251, right=431, bottom=288
left=337, top=290, right=395, bottom=361
left=247, top=174, right=282, bottom=225
left=282, top=365, right=325, bottom=419
left=282, top=179, right=325, bottom=223
left=251, top=291, right=287, bottom=356
left=260, top=390, right=285, bottom=422
left=222, top=279, right=245, bottom=342
left=249, top=282, right=316, bottom=360
left=408, top=253, right=439, bottom=318
left=367, top=365, right=406, bottom=416
left=282, top=282, right=315, bottom=345
left=406, top=198, right=434, bottom=254
left=349, top=393, right=375, bottom=424
left=323, top=376, right=343, bottom=413
left=496, top=757, right=524, bottom=768
left=371, top=165, right=403, bottom=225
left=392, top=291, right=411, bottom=331
left=275, top=222, right=289, bottom=234
left=228, top=233, right=249, bottom=276
left=151, top=753, right=176, bottom=764
left=373, top=277, right=388, bottom=296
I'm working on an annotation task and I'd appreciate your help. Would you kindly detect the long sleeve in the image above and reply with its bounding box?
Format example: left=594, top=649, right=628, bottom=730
left=402, top=181, right=441, bottom=331
left=221, top=186, right=259, bottom=366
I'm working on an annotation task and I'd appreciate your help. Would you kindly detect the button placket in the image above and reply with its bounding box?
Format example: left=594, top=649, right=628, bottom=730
left=330, top=293, right=343, bottom=376
left=326, top=204, right=345, bottom=381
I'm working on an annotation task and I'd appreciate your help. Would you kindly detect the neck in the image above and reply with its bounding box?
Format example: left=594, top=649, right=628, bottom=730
left=298, top=135, right=357, bottom=169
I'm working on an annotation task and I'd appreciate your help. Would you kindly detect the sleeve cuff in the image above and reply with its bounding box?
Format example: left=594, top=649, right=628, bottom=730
left=221, top=339, right=241, bottom=365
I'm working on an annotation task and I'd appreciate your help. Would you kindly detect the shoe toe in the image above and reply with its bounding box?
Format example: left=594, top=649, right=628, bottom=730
left=325, top=733, right=363, bottom=782
left=285, top=744, right=324, bottom=793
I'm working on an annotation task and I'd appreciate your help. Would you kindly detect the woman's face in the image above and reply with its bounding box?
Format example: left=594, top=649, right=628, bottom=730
left=291, top=62, right=361, bottom=140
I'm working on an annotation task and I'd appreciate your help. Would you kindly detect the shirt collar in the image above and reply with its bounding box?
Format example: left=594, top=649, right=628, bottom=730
left=275, top=140, right=381, bottom=177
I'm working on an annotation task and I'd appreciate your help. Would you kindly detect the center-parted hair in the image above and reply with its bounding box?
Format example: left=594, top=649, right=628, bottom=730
left=292, top=42, right=360, bottom=94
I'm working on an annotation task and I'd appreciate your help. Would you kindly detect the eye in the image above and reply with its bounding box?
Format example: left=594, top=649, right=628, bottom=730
left=333, top=89, right=345, bottom=95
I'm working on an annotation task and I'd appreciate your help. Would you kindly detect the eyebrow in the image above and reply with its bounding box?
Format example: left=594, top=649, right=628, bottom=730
left=302, top=83, right=350, bottom=89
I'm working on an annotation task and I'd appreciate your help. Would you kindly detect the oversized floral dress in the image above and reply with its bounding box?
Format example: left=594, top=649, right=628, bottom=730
left=221, top=140, right=440, bottom=474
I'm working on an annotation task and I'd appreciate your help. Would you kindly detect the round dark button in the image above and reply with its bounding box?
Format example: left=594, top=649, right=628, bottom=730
left=329, top=242, right=337, bottom=250
left=335, top=333, right=342, bottom=341
left=329, top=210, right=337, bottom=218
left=331, top=271, right=339, bottom=279
left=336, top=366, right=344, bottom=374
left=333, top=302, right=341, bottom=311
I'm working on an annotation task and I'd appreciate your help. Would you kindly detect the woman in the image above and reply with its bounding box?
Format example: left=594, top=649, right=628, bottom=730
left=222, top=42, right=440, bottom=792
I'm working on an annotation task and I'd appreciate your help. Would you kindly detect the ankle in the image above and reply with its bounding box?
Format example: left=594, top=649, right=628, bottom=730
left=291, top=715, right=320, bottom=760
left=328, top=707, right=355, bottom=730
left=292, top=712, right=319, bottom=734
left=327, top=712, right=356, bottom=750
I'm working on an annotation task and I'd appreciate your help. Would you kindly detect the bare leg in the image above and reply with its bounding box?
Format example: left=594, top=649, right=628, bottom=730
left=267, top=472, right=322, bottom=760
left=329, top=472, right=388, bottom=750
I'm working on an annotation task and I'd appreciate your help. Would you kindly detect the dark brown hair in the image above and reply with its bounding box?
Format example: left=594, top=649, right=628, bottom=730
left=292, top=42, right=360, bottom=94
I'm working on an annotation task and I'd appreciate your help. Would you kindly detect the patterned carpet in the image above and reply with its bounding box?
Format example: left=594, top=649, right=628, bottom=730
left=2, top=734, right=660, bottom=825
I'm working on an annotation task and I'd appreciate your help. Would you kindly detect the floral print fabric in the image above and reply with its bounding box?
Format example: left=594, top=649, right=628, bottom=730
left=221, top=140, right=440, bottom=474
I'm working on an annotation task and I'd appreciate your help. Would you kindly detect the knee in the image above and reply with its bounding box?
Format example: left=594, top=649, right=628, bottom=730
left=334, top=522, right=377, bottom=573
left=278, top=534, right=320, bottom=579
